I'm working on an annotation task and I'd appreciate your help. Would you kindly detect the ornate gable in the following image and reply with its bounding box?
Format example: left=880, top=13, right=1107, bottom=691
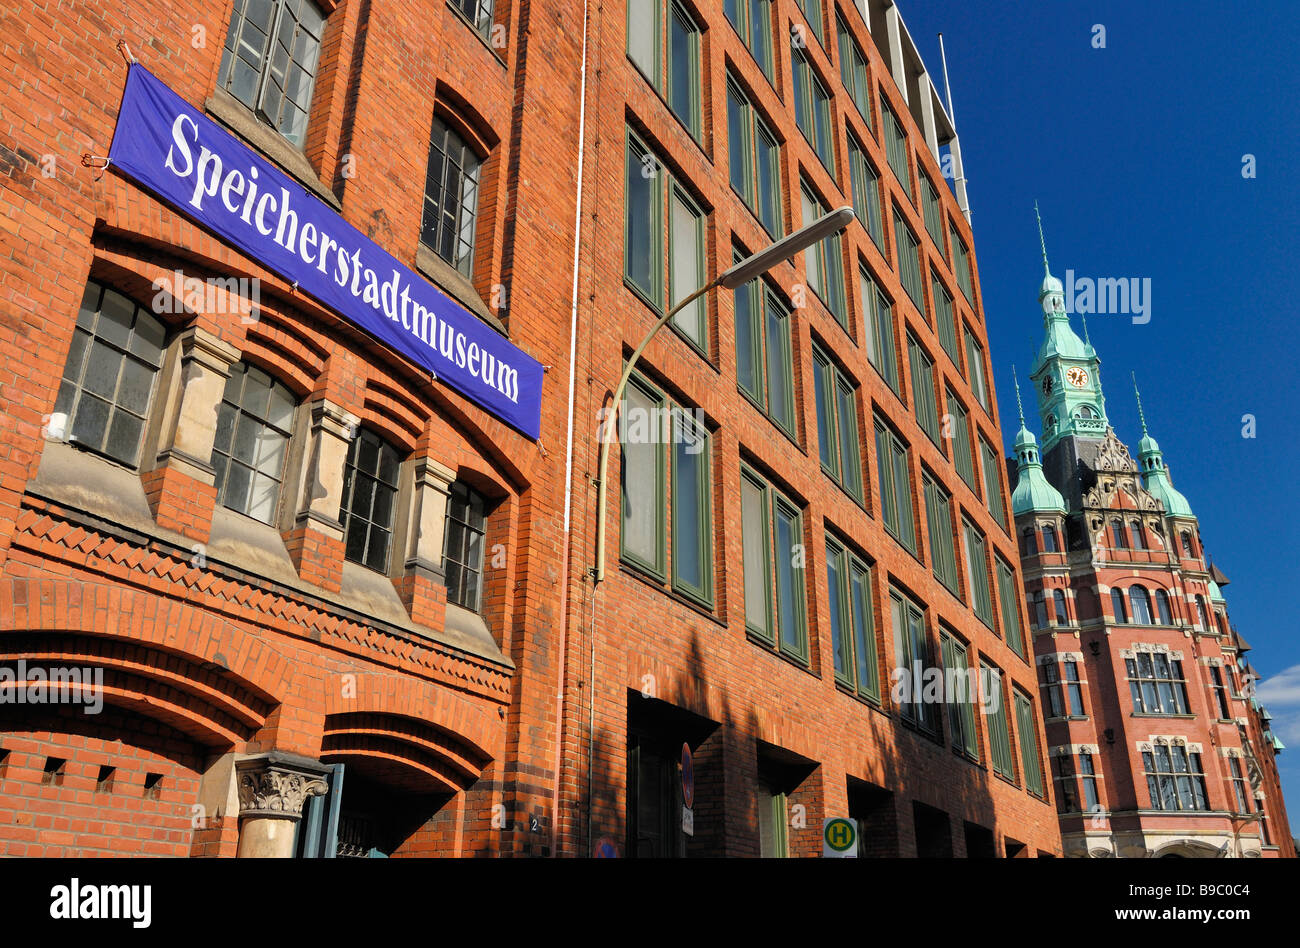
left=1080, top=428, right=1165, bottom=539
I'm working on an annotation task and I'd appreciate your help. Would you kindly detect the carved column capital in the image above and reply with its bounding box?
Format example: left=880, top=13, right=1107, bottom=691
left=235, top=753, right=330, bottom=820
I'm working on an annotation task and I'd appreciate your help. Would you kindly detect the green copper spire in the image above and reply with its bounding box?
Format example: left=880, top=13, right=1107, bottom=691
left=1029, top=204, right=1107, bottom=450
left=1035, top=200, right=1050, bottom=278
left=1132, top=378, right=1195, bottom=519
left=1010, top=365, right=1066, bottom=516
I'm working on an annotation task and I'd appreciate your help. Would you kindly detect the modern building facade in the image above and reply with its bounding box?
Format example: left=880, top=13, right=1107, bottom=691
left=0, top=0, right=1066, bottom=858
left=1011, top=239, right=1294, bottom=858
left=555, top=0, right=1060, bottom=858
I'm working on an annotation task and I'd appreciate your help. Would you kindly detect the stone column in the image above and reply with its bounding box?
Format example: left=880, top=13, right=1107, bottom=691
left=283, top=400, right=358, bottom=592
left=235, top=752, right=331, bottom=858
left=142, top=327, right=240, bottom=542
left=393, top=457, right=455, bottom=628
left=885, top=3, right=909, bottom=106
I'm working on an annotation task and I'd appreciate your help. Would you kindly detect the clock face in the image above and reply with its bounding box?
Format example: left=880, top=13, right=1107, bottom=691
left=1067, top=367, right=1089, bottom=388
left=1042, top=376, right=1054, bottom=396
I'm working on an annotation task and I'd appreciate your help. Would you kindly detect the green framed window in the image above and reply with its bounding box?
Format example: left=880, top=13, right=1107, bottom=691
left=624, top=129, right=708, bottom=353
left=874, top=415, right=916, bottom=553
left=1143, top=740, right=1208, bottom=811
left=932, top=273, right=959, bottom=366
left=980, top=437, right=1008, bottom=530
left=794, top=0, right=825, bottom=47
left=620, top=375, right=667, bottom=576
left=892, top=590, right=938, bottom=733
left=757, top=779, right=789, bottom=857
left=627, top=0, right=702, bottom=140
left=826, top=535, right=880, bottom=700
left=941, top=631, right=979, bottom=760
left=983, top=662, right=1015, bottom=780
left=861, top=268, right=899, bottom=393
left=995, top=556, right=1025, bottom=658
left=620, top=375, right=714, bottom=607
left=741, top=467, right=808, bottom=661
left=734, top=253, right=797, bottom=438
left=946, top=389, right=977, bottom=490
left=792, top=51, right=835, bottom=173
left=893, top=209, right=924, bottom=311
left=801, top=181, right=847, bottom=327
left=836, top=15, right=871, bottom=127
left=964, top=328, right=990, bottom=411
left=951, top=223, right=975, bottom=302
left=880, top=96, right=912, bottom=201
left=962, top=518, right=995, bottom=630
left=727, top=77, right=783, bottom=237
left=724, top=0, right=774, bottom=84
left=813, top=346, right=863, bottom=500
left=920, top=174, right=945, bottom=257
left=922, top=472, right=960, bottom=598
left=848, top=137, right=884, bottom=250
left=907, top=333, right=941, bottom=447
left=671, top=409, right=713, bottom=605
left=1014, top=689, right=1045, bottom=797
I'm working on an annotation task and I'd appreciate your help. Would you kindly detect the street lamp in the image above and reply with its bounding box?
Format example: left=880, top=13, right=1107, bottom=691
left=593, top=205, right=856, bottom=584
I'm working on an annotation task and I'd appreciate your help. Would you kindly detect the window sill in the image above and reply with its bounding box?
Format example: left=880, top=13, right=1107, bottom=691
left=445, top=2, right=507, bottom=67
left=204, top=87, right=342, bottom=210
left=1129, top=712, right=1197, bottom=719
left=618, top=558, right=725, bottom=629
left=414, top=243, right=507, bottom=335
left=745, top=630, right=813, bottom=676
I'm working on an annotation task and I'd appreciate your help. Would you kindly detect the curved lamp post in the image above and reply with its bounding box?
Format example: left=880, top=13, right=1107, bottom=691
left=593, top=206, right=856, bottom=584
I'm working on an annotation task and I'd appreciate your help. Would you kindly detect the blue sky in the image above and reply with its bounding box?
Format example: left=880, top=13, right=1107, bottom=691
left=898, top=1, right=1300, bottom=829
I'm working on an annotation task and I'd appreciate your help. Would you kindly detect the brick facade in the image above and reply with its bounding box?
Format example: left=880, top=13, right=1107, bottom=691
left=0, top=0, right=1065, bottom=858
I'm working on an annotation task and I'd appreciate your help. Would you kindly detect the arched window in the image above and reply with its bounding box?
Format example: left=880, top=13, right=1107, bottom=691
left=1052, top=589, right=1069, bottom=625
left=1155, top=589, right=1173, bottom=625
left=218, top=0, right=327, bottom=149
left=211, top=363, right=298, bottom=525
left=1077, top=405, right=1098, bottom=419
left=1129, top=520, right=1146, bottom=550
left=1031, top=591, right=1048, bottom=629
left=1045, top=413, right=1057, bottom=434
left=1129, top=586, right=1153, bottom=624
left=339, top=428, right=404, bottom=574
left=1042, top=525, right=1059, bottom=553
left=422, top=115, right=486, bottom=277
left=1110, top=519, right=1127, bottom=549
left=1111, top=588, right=1128, bottom=623
left=1180, top=531, right=1194, bottom=557
left=1195, top=595, right=1209, bottom=629
left=55, top=280, right=167, bottom=468
left=1022, top=527, right=1037, bottom=557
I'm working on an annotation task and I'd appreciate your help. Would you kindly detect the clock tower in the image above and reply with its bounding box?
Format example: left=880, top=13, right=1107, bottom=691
left=1027, top=206, right=1108, bottom=455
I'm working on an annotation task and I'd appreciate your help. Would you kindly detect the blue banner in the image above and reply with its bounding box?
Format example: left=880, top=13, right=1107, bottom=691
left=107, top=65, right=543, bottom=440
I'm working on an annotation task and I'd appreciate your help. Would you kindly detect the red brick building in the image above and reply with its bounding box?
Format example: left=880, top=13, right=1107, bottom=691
left=0, top=0, right=1064, bottom=857
left=1010, top=244, right=1295, bottom=858
left=553, top=0, right=1060, bottom=858
left=0, top=0, right=583, bottom=857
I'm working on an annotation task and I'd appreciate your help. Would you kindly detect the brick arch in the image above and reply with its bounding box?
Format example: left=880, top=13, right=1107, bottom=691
left=0, top=579, right=295, bottom=747
left=322, top=672, right=503, bottom=775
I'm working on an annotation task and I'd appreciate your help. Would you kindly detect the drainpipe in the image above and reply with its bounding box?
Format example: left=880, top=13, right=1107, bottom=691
left=550, top=0, right=591, bottom=859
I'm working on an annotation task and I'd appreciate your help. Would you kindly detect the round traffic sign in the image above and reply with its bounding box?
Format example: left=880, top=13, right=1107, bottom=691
left=824, top=817, right=857, bottom=854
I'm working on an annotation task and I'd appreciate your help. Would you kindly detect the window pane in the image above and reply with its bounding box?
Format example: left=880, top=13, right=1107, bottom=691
left=774, top=504, right=804, bottom=655
left=627, top=0, right=658, bottom=80
left=670, top=191, right=705, bottom=347
left=625, top=137, right=658, bottom=304
left=734, top=277, right=761, bottom=400
left=765, top=293, right=794, bottom=433
left=826, top=543, right=848, bottom=679
left=741, top=474, right=770, bottom=638
left=621, top=382, right=662, bottom=571
left=672, top=414, right=709, bottom=599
